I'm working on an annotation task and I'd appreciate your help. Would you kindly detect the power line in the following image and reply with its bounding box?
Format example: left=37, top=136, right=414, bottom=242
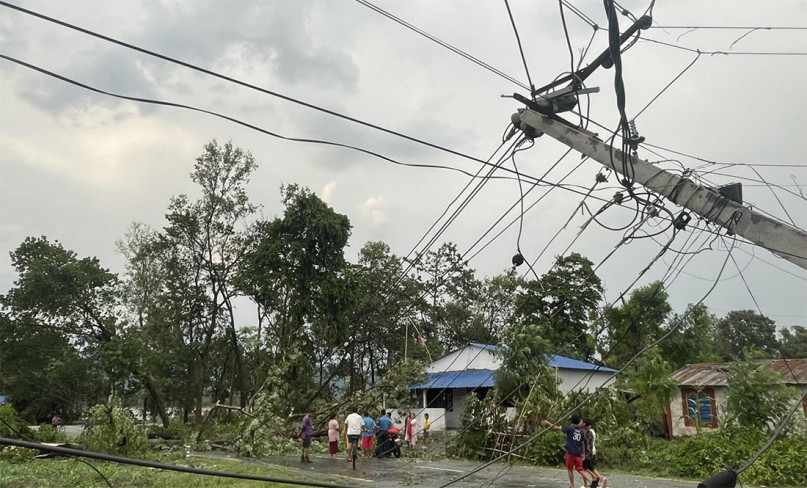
left=560, top=0, right=598, bottom=29
left=0, top=55, right=626, bottom=213
left=0, top=437, right=348, bottom=487
left=642, top=142, right=806, bottom=169
left=353, top=0, right=529, bottom=90
left=0, top=1, right=494, bottom=168
left=633, top=52, right=700, bottom=120
left=640, top=36, right=807, bottom=55
left=503, top=0, right=536, bottom=96
left=0, top=418, right=112, bottom=488
left=651, top=25, right=807, bottom=30
left=558, top=0, right=583, bottom=128
left=0, top=53, right=543, bottom=186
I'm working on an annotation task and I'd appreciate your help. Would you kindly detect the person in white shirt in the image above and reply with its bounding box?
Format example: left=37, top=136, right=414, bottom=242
left=582, top=418, right=606, bottom=488
left=345, top=407, right=364, bottom=461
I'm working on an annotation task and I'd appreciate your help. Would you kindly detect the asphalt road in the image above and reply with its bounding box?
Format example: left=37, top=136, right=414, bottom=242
left=205, top=453, right=709, bottom=488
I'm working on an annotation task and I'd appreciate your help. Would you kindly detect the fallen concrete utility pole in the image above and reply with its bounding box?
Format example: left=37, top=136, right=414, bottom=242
left=519, top=110, right=807, bottom=270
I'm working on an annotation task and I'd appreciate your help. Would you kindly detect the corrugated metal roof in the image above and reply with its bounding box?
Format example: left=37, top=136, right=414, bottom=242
left=672, top=359, right=807, bottom=386
left=466, top=343, right=616, bottom=372
left=410, top=370, right=497, bottom=389
left=548, top=354, right=617, bottom=372
left=409, top=352, right=617, bottom=389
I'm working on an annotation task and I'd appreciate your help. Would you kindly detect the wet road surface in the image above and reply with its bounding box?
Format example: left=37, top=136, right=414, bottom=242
left=201, top=453, right=709, bottom=488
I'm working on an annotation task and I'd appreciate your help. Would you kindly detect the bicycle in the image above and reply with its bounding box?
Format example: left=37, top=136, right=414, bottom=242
left=348, top=435, right=360, bottom=470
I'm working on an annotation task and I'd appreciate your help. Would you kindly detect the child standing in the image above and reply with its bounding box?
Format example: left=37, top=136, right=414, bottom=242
left=422, top=413, right=431, bottom=448
left=541, top=416, right=591, bottom=488
left=582, top=418, right=606, bottom=488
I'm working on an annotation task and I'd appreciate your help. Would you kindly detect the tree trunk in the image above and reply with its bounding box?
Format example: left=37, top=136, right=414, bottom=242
left=143, top=378, right=171, bottom=428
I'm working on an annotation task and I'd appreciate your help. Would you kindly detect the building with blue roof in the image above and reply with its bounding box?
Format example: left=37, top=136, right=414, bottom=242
left=408, top=343, right=616, bottom=430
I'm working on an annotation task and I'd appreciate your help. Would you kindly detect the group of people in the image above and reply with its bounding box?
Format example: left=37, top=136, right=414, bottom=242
left=541, top=416, right=606, bottom=488
left=402, top=410, right=431, bottom=448
left=305, top=409, right=606, bottom=487
left=300, top=408, right=432, bottom=463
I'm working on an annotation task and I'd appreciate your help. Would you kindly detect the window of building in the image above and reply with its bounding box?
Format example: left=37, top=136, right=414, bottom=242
left=682, top=387, right=717, bottom=428
left=426, top=389, right=454, bottom=411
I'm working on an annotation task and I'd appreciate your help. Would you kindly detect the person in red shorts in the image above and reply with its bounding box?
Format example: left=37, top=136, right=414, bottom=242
left=361, top=411, right=376, bottom=459
left=541, top=416, right=591, bottom=488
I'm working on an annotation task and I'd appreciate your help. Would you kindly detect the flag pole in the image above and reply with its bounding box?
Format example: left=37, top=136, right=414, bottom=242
left=404, top=319, right=408, bottom=362
left=408, top=318, right=433, bottom=362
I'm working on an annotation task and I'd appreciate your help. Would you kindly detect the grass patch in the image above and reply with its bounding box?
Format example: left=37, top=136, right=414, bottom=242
left=0, top=454, right=317, bottom=487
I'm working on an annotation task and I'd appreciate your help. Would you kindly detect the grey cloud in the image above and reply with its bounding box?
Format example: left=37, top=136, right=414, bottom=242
left=135, top=1, right=359, bottom=91
left=15, top=50, right=159, bottom=116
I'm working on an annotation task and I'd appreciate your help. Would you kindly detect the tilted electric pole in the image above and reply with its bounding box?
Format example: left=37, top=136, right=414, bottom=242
left=517, top=110, right=807, bottom=270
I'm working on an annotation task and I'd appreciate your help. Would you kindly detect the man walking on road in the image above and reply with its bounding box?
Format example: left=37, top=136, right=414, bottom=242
left=345, top=407, right=364, bottom=462
left=541, top=416, right=591, bottom=488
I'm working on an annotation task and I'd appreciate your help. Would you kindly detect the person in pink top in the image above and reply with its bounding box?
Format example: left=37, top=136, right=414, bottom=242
left=409, top=414, right=419, bottom=448
left=404, top=412, right=413, bottom=447
left=327, top=413, right=340, bottom=459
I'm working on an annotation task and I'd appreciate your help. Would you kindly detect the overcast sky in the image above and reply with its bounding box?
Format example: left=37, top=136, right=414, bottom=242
left=1, top=0, right=805, bottom=332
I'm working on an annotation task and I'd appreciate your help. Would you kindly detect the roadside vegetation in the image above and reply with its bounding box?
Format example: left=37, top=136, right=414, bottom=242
left=0, top=455, right=311, bottom=488
left=448, top=352, right=807, bottom=487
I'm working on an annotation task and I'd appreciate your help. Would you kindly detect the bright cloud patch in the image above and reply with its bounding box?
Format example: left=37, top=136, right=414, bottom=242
left=322, top=181, right=336, bottom=203
left=359, top=196, right=388, bottom=226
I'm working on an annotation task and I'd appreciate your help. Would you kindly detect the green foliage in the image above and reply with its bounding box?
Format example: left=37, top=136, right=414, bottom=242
left=660, top=425, right=807, bottom=486
left=0, top=238, right=116, bottom=421
left=0, top=455, right=313, bottom=487
left=494, top=323, right=555, bottom=405
left=231, top=391, right=298, bottom=457
left=515, top=253, right=603, bottom=359
left=658, top=303, right=718, bottom=369
left=237, top=184, right=352, bottom=407
left=778, top=325, right=807, bottom=358
left=0, top=445, right=37, bottom=463
left=616, top=349, right=677, bottom=436
left=0, top=403, right=33, bottom=439
left=79, top=397, right=148, bottom=455
left=725, top=351, right=800, bottom=431
left=456, top=270, right=523, bottom=347
left=598, top=281, right=671, bottom=368
left=415, top=243, right=478, bottom=352
left=713, top=310, right=779, bottom=361
left=445, top=394, right=498, bottom=459
left=147, top=417, right=197, bottom=441
left=367, top=360, right=427, bottom=411
left=33, top=423, right=68, bottom=443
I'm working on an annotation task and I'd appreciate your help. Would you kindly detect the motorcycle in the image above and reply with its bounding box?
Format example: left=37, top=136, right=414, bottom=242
left=375, top=427, right=402, bottom=458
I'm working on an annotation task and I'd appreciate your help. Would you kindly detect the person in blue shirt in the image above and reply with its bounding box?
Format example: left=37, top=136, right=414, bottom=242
left=541, top=416, right=591, bottom=488
left=375, top=410, right=393, bottom=457
left=377, top=411, right=393, bottom=432
left=361, top=411, right=376, bottom=458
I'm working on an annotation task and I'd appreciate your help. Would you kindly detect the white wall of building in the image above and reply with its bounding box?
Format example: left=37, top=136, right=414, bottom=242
left=426, top=345, right=502, bottom=373
left=555, top=369, right=615, bottom=394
